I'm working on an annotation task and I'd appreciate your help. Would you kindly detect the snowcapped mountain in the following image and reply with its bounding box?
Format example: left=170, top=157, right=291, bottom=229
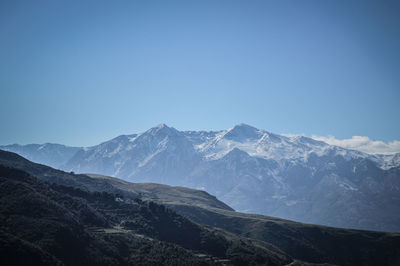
left=2, top=124, right=400, bottom=231
left=63, top=124, right=201, bottom=185
left=191, top=123, right=367, bottom=162
left=60, top=123, right=400, bottom=231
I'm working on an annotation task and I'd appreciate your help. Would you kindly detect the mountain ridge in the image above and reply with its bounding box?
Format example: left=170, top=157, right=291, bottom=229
left=1, top=150, right=400, bottom=266
left=2, top=124, right=400, bottom=231
left=0, top=163, right=293, bottom=265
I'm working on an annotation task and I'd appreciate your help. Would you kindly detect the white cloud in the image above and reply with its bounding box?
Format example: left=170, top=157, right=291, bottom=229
left=311, top=135, right=400, bottom=155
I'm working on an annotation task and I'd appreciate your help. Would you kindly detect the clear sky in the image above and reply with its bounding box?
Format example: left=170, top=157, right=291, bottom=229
left=1, top=0, right=399, bottom=147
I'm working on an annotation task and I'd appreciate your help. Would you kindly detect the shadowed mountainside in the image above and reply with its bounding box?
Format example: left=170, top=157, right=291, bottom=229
left=87, top=173, right=400, bottom=266
left=0, top=164, right=292, bottom=266
left=1, top=150, right=400, bottom=265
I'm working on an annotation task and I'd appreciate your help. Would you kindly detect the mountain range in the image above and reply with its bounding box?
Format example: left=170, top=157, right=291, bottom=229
left=2, top=123, right=400, bottom=232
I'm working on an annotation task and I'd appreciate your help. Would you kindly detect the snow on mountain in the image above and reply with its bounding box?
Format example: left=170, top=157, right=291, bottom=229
left=3, top=124, right=400, bottom=231
left=369, top=153, right=400, bottom=170
left=191, top=123, right=369, bottom=164
left=63, top=124, right=200, bottom=185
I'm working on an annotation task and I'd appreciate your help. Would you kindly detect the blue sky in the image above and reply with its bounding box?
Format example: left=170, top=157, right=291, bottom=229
left=1, top=0, right=399, bottom=147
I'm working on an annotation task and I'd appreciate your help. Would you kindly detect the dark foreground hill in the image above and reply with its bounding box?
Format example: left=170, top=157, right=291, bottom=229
left=1, top=150, right=400, bottom=265
left=0, top=150, right=233, bottom=213
left=87, top=174, right=400, bottom=266
left=0, top=165, right=291, bottom=266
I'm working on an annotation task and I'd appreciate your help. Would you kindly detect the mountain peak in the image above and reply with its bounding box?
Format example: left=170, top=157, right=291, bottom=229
left=233, top=123, right=258, bottom=130
left=224, top=123, right=262, bottom=141
left=145, top=123, right=179, bottom=137
left=156, top=123, right=168, bottom=129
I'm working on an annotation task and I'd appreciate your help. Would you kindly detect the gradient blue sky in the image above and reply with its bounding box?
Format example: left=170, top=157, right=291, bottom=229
left=1, top=0, right=399, bottom=146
